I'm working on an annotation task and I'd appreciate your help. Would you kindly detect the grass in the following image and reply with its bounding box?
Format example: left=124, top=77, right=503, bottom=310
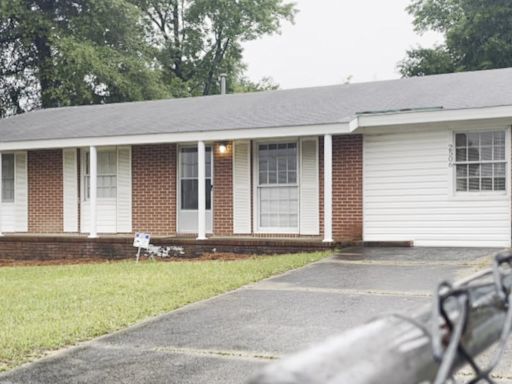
left=0, top=252, right=328, bottom=371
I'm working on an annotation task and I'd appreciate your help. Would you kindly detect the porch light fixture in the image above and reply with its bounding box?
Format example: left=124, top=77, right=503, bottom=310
left=218, top=142, right=228, bottom=154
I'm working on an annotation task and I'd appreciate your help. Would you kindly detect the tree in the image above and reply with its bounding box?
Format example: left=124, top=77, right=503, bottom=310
left=399, top=0, right=512, bottom=77
left=132, top=0, right=296, bottom=96
left=0, top=0, right=169, bottom=116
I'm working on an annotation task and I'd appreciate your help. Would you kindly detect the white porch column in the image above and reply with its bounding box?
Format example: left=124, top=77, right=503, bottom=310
left=323, top=134, right=333, bottom=243
left=0, top=152, right=3, bottom=237
left=89, top=146, right=98, bottom=238
left=197, top=141, right=207, bottom=240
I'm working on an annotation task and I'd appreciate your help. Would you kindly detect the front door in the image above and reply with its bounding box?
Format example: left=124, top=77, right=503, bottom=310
left=178, top=145, right=213, bottom=233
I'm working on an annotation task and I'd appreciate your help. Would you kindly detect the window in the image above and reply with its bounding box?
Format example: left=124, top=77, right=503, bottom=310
left=258, top=143, right=299, bottom=230
left=455, top=131, right=506, bottom=192
left=1, top=154, right=14, bottom=203
left=179, top=147, right=212, bottom=210
left=85, top=150, right=117, bottom=199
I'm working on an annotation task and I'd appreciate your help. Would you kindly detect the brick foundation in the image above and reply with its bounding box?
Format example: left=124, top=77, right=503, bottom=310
left=28, top=150, right=64, bottom=233
left=0, top=235, right=336, bottom=261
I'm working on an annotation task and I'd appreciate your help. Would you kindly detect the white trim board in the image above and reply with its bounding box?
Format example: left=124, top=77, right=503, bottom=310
left=0, top=123, right=350, bottom=151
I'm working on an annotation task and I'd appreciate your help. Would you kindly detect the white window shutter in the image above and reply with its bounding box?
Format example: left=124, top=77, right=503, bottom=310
left=63, top=148, right=78, bottom=232
left=233, top=141, right=251, bottom=234
left=300, top=138, right=319, bottom=235
left=15, top=152, right=28, bottom=232
left=116, top=146, right=132, bottom=233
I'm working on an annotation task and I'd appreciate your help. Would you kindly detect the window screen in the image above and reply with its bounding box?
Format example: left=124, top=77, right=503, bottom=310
left=1, top=154, right=14, bottom=203
left=258, top=142, right=299, bottom=230
left=455, top=131, right=506, bottom=192
left=85, top=150, right=117, bottom=199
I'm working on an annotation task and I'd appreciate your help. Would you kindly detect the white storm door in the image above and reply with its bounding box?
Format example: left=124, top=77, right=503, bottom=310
left=178, top=146, right=213, bottom=233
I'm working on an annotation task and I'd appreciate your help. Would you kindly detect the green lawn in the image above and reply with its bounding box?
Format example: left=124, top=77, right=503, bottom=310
left=0, top=252, right=328, bottom=371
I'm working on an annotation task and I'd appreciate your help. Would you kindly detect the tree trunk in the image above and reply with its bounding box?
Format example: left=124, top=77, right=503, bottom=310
left=33, top=0, right=56, bottom=108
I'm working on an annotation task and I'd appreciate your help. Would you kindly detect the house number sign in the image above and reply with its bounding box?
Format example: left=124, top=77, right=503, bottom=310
left=448, top=144, right=455, bottom=167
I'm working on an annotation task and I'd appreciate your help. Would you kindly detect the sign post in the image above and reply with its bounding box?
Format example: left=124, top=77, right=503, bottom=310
left=133, top=232, right=151, bottom=262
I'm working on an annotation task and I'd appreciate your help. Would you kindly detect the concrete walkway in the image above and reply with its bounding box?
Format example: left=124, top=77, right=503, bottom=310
left=0, top=247, right=510, bottom=384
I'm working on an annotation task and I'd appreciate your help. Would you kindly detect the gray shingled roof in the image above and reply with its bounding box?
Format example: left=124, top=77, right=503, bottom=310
left=2, top=68, right=512, bottom=143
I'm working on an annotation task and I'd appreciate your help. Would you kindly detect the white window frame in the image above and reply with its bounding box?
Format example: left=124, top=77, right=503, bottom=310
left=1, top=153, right=15, bottom=204
left=81, top=147, right=118, bottom=202
left=253, top=138, right=300, bottom=234
left=450, top=127, right=510, bottom=198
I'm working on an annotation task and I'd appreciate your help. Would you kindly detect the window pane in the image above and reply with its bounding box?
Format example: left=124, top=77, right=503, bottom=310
left=468, top=147, right=480, bottom=161
left=1, top=154, right=15, bottom=202
left=181, top=179, right=198, bottom=209
left=456, top=148, right=467, bottom=162
left=481, top=146, right=492, bottom=161
left=495, top=178, right=506, bottom=191
left=455, top=134, right=467, bottom=147
left=467, top=133, right=480, bottom=148
left=482, top=178, right=493, bottom=191
left=469, top=178, right=480, bottom=191
left=98, top=151, right=116, bottom=175
left=494, top=163, right=506, bottom=177
left=494, top=146, right=505, bottom=161
left=456, top=164, right=467, bottom=178
left=259, top=171, right=268, bottom=185
left=481, top=132, right=493, bottom=146
left=469, top=164, right=480, bottom=177
left=259, top=186, right=298, bottom=229
left=456, top=178, right=468, bottom=192
left=494, top=131, right=506, bottom=146
left=258, top=142, right=298, bottom=185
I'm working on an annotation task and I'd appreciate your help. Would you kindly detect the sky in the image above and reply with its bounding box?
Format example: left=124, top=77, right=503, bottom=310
left=242, top=0, right=443, bottom=89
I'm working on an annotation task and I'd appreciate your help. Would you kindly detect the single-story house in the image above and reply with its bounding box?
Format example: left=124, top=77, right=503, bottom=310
left=1, top=68, right=512, bottom=258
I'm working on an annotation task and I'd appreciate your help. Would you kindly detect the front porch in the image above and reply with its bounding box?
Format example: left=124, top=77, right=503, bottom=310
left=0, top=133, right=363, bottom=258
left=0, top=234, right=340, bottom=261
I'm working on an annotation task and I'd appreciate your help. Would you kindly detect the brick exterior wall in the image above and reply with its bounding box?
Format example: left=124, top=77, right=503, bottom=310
left=28, top=150, right=63, bottom=233
left=331, top=135, right=363, bottom=241
left=132, top=144, right=177, bottom=236
left=213, top=142, right=234, bottom=235
left=19, top=136, right=363, bottom=243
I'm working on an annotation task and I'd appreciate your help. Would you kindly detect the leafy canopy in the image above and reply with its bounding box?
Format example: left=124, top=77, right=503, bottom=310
left=0, top=0, right=296, bottom=116
left=133, top=0, right=295, bottom=96
left=399, top=0, right=512, bottom=77
left=0, top=0, right=169, bottom=116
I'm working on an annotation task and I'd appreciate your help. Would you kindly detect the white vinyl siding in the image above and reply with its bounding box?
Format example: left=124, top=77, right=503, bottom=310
left=63, top=148, right=78, bottom=232
left=300, top=137, right=319, bottom=235
left=233, top=141, right=252, bottom=234
left=80, top=146, right=132, bottom=233
left=363, top=126, right=511, bottom=247
left=0, top=152, right=27, bottom=232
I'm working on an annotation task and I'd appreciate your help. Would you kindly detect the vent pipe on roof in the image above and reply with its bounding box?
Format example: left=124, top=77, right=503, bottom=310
left=220, top=73, right=227, bottom=95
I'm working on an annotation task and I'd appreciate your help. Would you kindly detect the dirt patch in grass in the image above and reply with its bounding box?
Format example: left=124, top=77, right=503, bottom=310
left=0, top=253, right=255, bottom=267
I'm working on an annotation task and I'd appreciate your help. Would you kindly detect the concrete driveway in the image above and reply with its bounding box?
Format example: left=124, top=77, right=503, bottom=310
left=0, top=247, right=510, bottom=384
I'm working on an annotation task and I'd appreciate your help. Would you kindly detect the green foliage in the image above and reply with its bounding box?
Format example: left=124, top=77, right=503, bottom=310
left=0, top=0, right=170, bottom=115
left=0, top=0, right=295, bottom=116
left=132, top=0, right=296, bottom=96
left=399, top=0, right=512, bottom=77
left=0, top=252, right=327, bottom=371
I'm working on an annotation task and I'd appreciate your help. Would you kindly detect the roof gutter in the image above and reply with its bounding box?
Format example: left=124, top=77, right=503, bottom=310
left=349, top=104, right=512, bottom=132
